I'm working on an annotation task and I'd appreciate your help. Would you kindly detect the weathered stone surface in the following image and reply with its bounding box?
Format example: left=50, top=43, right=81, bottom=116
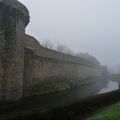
left=0, top=0, right=29, bottom=101
left=0, top=0, right=29, bottom=19
left=0, top=0, right=107, bottom=101
left=23, top=35, right=105, bottom=97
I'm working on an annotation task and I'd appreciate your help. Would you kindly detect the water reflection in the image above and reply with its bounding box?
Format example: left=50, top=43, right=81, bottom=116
left=99, top=80, right=119, bottom=94
left=14, top=80, right=119, bottom=111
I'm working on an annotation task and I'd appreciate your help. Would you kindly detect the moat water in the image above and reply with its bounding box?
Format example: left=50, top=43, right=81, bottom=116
left=18, top=79, right=119, bottom=111
left=99, top=80, right=119, bottom=94
left=42, top=80, right=118, bottom=109
left=0, top=80, right=119, bottom=120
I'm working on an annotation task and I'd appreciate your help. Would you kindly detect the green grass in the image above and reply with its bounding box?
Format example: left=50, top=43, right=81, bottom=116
left=87, top=102, right=120, bottom=120
left=25, top=76, right=95, bottom=96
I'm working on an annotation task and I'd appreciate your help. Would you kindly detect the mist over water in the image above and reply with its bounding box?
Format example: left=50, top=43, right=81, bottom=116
left=99, top=80, right=119, bottom=94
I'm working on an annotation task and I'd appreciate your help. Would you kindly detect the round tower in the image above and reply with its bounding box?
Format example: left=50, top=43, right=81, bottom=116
left=0, top=0, right=29, bottom=101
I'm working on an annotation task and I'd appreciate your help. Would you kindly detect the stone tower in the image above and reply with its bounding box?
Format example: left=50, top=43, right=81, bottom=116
left=0, top=0, right=29, bottom=101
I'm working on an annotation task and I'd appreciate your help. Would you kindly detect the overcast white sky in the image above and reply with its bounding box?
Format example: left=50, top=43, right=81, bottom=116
left=19, top=0, right=120, bottom=71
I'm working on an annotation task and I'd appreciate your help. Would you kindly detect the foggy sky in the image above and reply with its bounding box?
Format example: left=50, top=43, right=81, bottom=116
left=19, top=0, right=120, bottom=71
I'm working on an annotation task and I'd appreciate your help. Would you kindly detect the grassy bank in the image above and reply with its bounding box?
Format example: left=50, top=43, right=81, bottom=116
left=87, top=101, right=120, bottom=120
left=25, top=76, right=95, bottom=96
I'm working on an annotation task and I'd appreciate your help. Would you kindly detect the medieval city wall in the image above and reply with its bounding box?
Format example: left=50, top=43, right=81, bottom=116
left=0, top=0, right=107, bottom=102
left=23, top=35, right=103, bottom=96
left=0, top=0, right=29, bottom=101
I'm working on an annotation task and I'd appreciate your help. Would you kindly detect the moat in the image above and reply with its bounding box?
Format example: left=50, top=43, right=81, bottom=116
left=99, top=80, right=119, bottom=94
left=0, top=81, right=118, bottom=120
left=6, top=79, right=119, bottom=111
left=18, top=79, right=119, bottom=112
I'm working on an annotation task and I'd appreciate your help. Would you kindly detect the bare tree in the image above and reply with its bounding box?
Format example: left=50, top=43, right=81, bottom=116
left=57, top=44, right=74, bottom=55
left=42, top=40, right=54, bottom=49
left=42, top=40, right=74, bottom=56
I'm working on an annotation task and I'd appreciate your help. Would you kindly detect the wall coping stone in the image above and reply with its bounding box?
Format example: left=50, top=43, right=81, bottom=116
left=0, top=0, right=29, bottom=26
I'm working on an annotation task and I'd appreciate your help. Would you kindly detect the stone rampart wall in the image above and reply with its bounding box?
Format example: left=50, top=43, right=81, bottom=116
left=0, top=0, right=106, bottom=102
left=23, top=46, right=103, bottom=96
left=0, top=0, right=29, bottom=102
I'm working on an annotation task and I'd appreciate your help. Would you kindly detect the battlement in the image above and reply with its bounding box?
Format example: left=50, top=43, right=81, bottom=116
left=24, top=47, right=98, bottom=68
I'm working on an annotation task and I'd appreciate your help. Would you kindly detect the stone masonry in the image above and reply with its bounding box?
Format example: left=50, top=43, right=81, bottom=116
left=0, top=0, right=29, bottom=101
left=0, top=0, right=107, bottom=102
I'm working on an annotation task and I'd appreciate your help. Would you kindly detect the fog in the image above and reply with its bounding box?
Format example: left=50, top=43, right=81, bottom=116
left=19, top=0, right=120, bottom=71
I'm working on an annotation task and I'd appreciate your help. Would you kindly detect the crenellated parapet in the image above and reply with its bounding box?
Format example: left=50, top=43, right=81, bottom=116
left=24, top=47, right=98, bottom=68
